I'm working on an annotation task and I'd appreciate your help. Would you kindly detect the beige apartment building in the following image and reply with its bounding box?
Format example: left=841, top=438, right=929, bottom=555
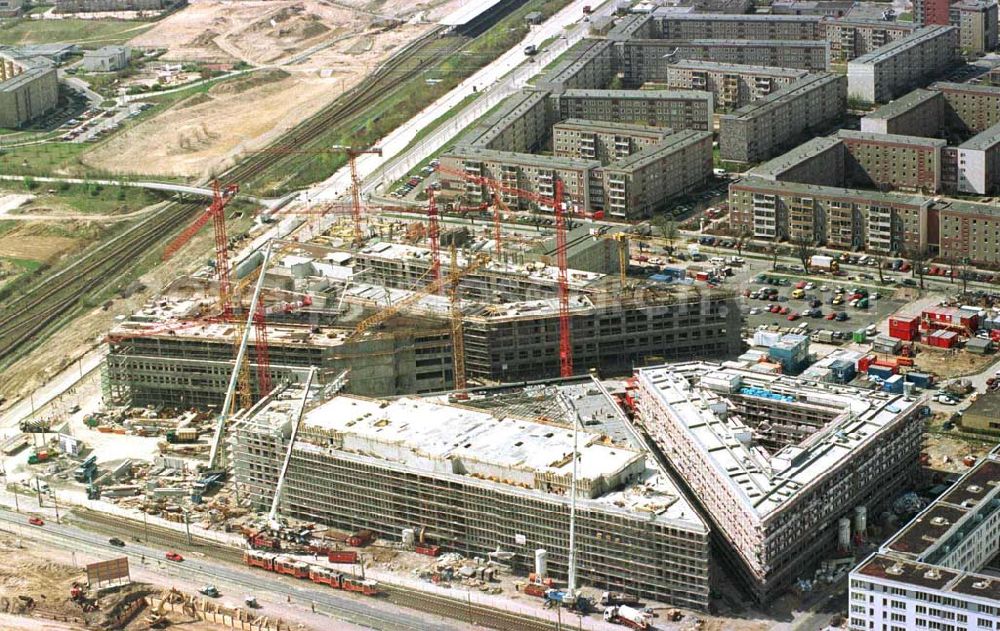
left=0, top=52, right=58, bottom=129
left=656, top=14, right=824, bottom=40
left=718, top=72, right=847, bottom=164
left=847, top=25, right=959, bottom=104
left=950, top=0, right=998, bottom=55
left=552, top=118, right=673, bottom=163
left=824, top=17, right=917, bottom=62
left=662, top=61, right=808, bottom=111
left=554, top=89, right=713, bottom=132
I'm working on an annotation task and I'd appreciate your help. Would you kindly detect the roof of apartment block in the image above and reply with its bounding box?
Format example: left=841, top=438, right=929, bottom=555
left=603, top=130, right=712, bottom=173
left=0, top=65, right=53, bottom=92
left=721, top=73, right=842, bottom=121
left=456, top=89, right=549, bottom=148
left=849, top=25, right=957, bottom=66
left=837, top=129, right=947, bottom=149
left=853, top=450, right=1000, bottom=602
left=825, top=16, right=917, bottom=30
left=666, top=59, right=810, bottom=78
left=257, top=392, right=707, bottom=529
left=631, top=38, right=829, bottom=49
left=535, top=38, right=612, bottom=88
left=607, top=13, right=655, bottom=41
left=447, top=145, right=601, bottom=171
left=862, top=88, right=941, bottom=121
left=560, top=88, right=712, bottom=102
left=733, top=176, right=931, bottom=207
left=553, top=118, right=673, bottom=138
left=952, top=0, right=998, bottom=12
left=958, top=121, right=1000, bottom=151
left=658, top=12, right=821, bottom=22
left=750, top=136, right=843, bottom=180
left=929, top=81, right=1000, bottom=98
left=637, top=362, right=923, bottom=519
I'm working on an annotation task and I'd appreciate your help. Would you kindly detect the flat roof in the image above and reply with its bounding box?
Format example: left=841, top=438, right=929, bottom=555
left=440, top=0, right=508, bottom=26
left=604, top=130, right=712, bottom=173
left=733, top=176, right=931, bottom=207
left=447, top=145, right=601, bottom=171
left=633, top=38, right=828, bottom=49
left=0, top=66, right=53, bottom=92
left=751, top=136, right=843, bottom=180
left=849, top=25, right=956, bottom=66
left=553, top=118, right=672, bottom=138
left=722, top=73, right=842, bottom=121
left=838, top=129, right=947, bottom=149
left=659, top=13, right=821, bottom=22
left=560, top=88, right=712, bottom=102
left=827, top=17, right=918, bottom=30
left=667, top=60, right=809, bottom=79
left=637, top=362, right=921, bottom=519
left=862, top=89, right=941, bottom=121
left=930, top=81, right=1000, bottom=98
left=959, top=120, right=1000, bottom=151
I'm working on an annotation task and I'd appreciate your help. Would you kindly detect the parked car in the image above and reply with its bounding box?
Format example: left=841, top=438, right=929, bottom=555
left=109, top=537, right=126, bottom=547
left=165, top=551, right=184, bottom=562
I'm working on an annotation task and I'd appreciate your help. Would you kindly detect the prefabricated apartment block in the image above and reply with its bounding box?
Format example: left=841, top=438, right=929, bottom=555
left=848, top=449, right=1000, bottom=631
left=0, top=51, right=58, bottom=128
left=718, top=72, right=847, bottom=164
left=661, top=61, right=809, bottom=111
left=634, top=362, right=926, bottom=603
left=230, top=388, right=713, bottom=610
left=824, top=17, right=917, bottom=62
left=847, top=25, right=959, bottom=104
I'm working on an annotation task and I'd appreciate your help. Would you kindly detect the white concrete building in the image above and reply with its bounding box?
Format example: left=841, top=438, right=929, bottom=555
left=956, top=122, right=1000, bottom=195
left=849, top=449, right=1000, bottom=631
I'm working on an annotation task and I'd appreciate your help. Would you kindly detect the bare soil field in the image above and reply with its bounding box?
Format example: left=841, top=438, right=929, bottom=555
left=0, top=225, right=85, bottom=264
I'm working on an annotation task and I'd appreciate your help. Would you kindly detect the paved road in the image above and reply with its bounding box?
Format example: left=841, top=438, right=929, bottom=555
left=0, top=507, right=460, bottom=631
left=0, top=348, right=104, bottom=428
left=308, top=0, right=613, bottom=202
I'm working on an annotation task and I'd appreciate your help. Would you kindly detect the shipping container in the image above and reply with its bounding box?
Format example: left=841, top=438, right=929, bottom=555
left=868, top=365, right=895, bottom=379
left=883, top=375, right=904, bottom=394
left=328, top=550, right=359, bottom=564
left=904, top=372, right=934, bottom=389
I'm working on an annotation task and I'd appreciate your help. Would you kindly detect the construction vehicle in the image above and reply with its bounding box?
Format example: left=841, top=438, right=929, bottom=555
left=244, top=595, right=259, bottom=609
left=544, top=589, right=591, bottom=612
left=604, top=604, right=652, bottom=629
left=19, top=419, right=51, bottom=433
left=191, top=469, right=225, bottom=502
left=165, top=428, right=198, bottom=444
left=198, top=585, right=220, bottom=598
left=27, top=448, right=51, bottom=465
left=347, top=529, right=373, bottom=547
left=74, top=455, right=98, bottom=482
left=70, top=583, right=98, bottom=612
left=601, top=591, right=641, bottom=607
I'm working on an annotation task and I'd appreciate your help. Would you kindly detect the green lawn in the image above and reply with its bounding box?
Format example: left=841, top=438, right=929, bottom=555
left=2, top=181, right=171, bottom=215
left=0, top=18, right=151, bottom=47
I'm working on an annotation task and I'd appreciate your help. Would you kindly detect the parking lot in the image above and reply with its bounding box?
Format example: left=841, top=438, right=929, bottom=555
left=730, top=264, right=906, bottom=341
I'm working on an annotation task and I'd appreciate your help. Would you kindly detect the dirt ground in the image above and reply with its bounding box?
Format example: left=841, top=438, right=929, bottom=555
left=913, top=345, right=997, bottom=377
left=0, top=223, right=90, bottom=264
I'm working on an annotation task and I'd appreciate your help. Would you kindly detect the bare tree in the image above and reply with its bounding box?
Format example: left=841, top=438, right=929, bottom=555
left=794, top=236, right=815, bottom=274
left=769, top=239, right=780, bottom=271
left=871, top=251, right=885, bottom=284
left=905, top=246, right=929, bottom=290
left=735, top=225, right=750, bottom=257
left=652, top=215, right=679, bottom=256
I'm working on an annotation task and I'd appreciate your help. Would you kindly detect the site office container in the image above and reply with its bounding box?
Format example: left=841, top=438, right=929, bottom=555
left=927, top=330, right=959, bottom=348
left=889, top=315, right=920, bottom=341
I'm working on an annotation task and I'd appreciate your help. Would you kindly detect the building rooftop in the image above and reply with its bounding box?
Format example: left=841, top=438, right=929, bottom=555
left=604, top=130, right=712, bottom=173
left=849, top=25, right=956, bottom=66
left=560, top=88, right=712, bottom=102
left=959, top=121, right=1000, bottom=151
left=457, top=89, right=549, bottom=148
left=636, top=38, right=829, bottom=49
left=636, top=362, right=922, bottom=518
left=863, top=89, right=941, bottom=122
left=721, top=73, right=842, bottom=122
left=826, top=16, right=917, bottom=29
left=733, top=176, right=932, bottom=208
left=959, top=390, right=1000, bottom=424
left=242, top=388, right=706, bottom=529
left=930, top=81, right=1000, bottom=98
left=935, top=197, right=1000, bottom=218
left=854, top=449, right=1000, bottom=601
left=659, top=12, right=821, bottom=22
left=667, top=59, right=810, bottom=79
left=0, top=65, right=53, bottom=92
left=838, top=129, right=947, bottom=149
left=553, top=118, right=672, bottom=139
left=447, top=145, right=601, bottom=172
left=750, top=136, right=843, bottom=181
left=440, top=0, right=509, bottom=26
left=535, top=38, right=613, bottom=90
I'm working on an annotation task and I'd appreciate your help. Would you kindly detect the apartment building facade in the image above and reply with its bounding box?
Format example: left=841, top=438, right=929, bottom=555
left=718, top=73, right=847, bottom=164
left=600, top=130, right=713, bottom=219
left=552, top=118, right=672, bottom=163
left=932, top=82, right=1000, bottom=134
left=656, top=14, right=823, bottom=40
left=0, top=52, right=59, bottom=129
left=838, top=130, right=946, bottom=193
left=554, top=89, right=714, bottom=132
left=825, top=18, right=918, bottom=62
left=955, top=123, right=1000, bottom=194
left=847, top=25, right=959, bottom=104
left=662, top=61, right=808, bottom=111
left=729, top=177, right=931, bottom=253
left=938, top=200, right=1000, bottom=263
left=950, top=0, right=999, bottom=55
left=860, top=89, right=945, bottom=137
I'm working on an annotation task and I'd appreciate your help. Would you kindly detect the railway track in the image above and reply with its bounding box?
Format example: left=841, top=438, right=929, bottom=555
left=0, top=29, right=464, bottom=366
left=68, top=507, right=559, bottom=631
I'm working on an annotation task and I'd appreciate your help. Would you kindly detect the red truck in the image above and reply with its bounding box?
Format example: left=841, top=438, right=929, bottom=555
left=523, top=583, right=547, bottom=598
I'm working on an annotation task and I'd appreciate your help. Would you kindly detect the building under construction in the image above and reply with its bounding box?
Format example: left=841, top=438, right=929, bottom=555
left=230, top=380, right=712, bottom=610
left=104, top=243, right=742, bottom=408
left=634, top=362, right=925, bottom=604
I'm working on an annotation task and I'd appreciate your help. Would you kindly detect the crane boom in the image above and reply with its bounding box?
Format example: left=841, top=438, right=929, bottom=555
left=349, top=254, right=489, bottom=340
left=267, top=367, right=315, bottom=529
left=209, top=240, right=273, bottom=470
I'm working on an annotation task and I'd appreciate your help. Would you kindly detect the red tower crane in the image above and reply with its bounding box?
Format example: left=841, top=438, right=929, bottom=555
left=435, top=164, right=504, bottom=259
left=435, top=166, right=576, bottom=377
left=427, top=188, right=441, bottom=288
left=332, top=145, right=382, bottom=245
left=163, top=181, right=240, bottom=316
